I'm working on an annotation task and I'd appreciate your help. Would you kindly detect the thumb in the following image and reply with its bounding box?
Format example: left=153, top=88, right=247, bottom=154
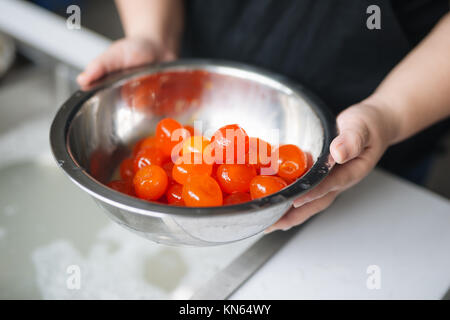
left=330, top=107, right=370, bottom=164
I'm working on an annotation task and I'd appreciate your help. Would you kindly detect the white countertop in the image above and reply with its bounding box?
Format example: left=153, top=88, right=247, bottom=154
left=231, top=169, right=450, bottom=299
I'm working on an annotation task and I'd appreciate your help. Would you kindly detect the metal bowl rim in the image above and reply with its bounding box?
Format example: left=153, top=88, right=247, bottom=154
left=50, top=59, right=337, bottom=218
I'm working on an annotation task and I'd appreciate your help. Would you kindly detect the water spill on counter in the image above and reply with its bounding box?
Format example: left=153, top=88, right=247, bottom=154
left=0, top=160, right=107, bottom=299
left=0, top=159, right=257, bottom=299
left=144, top=249, right=188, bottom=292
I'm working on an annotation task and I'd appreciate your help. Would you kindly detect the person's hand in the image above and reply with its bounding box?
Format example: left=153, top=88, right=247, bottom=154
left=76, top=37, right=177, bottom=87
left=266, top=98, right=397, bottom=232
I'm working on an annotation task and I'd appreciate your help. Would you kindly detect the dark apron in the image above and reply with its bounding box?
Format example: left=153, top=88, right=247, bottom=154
left=181, top=0, right=449, bottom=184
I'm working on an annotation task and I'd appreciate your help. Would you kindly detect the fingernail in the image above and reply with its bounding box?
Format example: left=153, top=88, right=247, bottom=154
left=77, top=73, right=87, bottom=82
left=264, top=227, right=276, bottom=234
left=293, top=197, right=311, bottom=208
left=293, top=200, right=304, bottom=208
left=334, top=143, right=348, bottom=163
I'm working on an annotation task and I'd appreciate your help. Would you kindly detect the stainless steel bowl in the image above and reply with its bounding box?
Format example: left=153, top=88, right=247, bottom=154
left=50, top=60, right=336, bottom=246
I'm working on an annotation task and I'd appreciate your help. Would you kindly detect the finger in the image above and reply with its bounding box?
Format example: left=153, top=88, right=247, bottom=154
left=266, top=191, right=338, bottom=233
left=77, top=40, right=154, bottom=87
left=330, top=109, right=370, bottom=164
left=77, top=59, right=106, bottom=86
left=293, top=156, right=370, bottom=208
left=77, top=43, right=130, bottom=86
left=77, top=53, right=111, bottom=87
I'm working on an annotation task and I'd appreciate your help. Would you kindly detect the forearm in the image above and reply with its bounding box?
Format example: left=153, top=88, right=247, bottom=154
left=115, top=0, right=184, bottom=54
left=367, top=12, right=450, bottom=145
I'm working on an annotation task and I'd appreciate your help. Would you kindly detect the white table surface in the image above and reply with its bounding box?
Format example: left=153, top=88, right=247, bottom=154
left=231, top=169, right=450, bottom=299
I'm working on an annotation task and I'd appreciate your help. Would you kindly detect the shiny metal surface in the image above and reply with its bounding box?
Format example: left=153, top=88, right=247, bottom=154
left=191, top=226, right=300, bottom=300
left=50, top=60, right=336, bottom=246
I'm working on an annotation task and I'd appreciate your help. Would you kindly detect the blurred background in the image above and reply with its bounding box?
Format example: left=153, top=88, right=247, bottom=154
left=0, top=0, right=448, bottom=299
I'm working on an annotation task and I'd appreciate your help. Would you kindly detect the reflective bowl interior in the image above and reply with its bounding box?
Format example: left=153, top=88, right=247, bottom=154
left=52, top=61, right=335, bottom=245
left=68, top=64, right=325, bottom=186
